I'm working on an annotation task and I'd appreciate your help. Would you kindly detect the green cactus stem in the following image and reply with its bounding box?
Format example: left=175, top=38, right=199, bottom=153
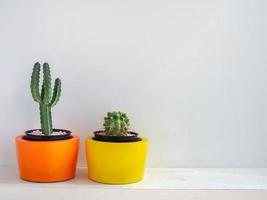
left=103, top=111, right=130, bottom=136
left=39, top=104, right=52, bottom=135
left=30, top=62, right=61, bottom=135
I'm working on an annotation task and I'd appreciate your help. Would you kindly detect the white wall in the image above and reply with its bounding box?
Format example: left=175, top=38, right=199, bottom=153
left=0, top=0, right=267, bottom=167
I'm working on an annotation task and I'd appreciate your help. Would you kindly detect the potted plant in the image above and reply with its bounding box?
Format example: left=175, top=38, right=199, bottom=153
left=16, top=62, right=79, bottom=182
left=86, top=111, right=148, bottom=184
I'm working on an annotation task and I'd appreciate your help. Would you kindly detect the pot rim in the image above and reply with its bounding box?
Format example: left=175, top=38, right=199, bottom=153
left=23, top=128, right=72, bottom=141
left=25, top=128, right=72, bottom=134
left=94, top=129, right=138, bottom=136
left=93, top=130, right=141, bottom=142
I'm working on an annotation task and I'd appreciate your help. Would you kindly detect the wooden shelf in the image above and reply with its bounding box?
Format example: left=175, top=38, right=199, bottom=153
left=1, top=167, right=267, bottom=200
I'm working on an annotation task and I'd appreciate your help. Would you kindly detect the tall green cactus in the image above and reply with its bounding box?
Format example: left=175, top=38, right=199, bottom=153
left=31, top=62, right=61, bottom=135
left=103, top=111, right=130, bottom=136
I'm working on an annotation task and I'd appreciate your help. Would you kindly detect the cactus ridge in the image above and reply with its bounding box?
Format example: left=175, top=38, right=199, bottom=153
left=42, top=63, right=52, bottom=104
left=50, top=78, right=61, bottom=107
left=30, top=62, right=41, bottom=102
left=30, top=62, right=61, bottom=135
left=103, top=111, right=130, bottom=136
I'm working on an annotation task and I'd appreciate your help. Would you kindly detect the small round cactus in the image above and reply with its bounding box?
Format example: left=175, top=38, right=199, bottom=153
left=103, top=111, right=130, bottom=136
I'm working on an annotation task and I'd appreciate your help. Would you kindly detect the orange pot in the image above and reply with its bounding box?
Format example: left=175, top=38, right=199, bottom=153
left=16, top=135, right=79, bottom=182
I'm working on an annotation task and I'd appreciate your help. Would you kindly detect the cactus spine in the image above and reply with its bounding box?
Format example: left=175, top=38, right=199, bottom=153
left=31, top=62, right=61, bottom=135
left=103, top=111, right=130, bottom=136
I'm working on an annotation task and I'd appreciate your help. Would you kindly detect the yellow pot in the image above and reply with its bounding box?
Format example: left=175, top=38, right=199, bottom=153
left=86, top=137, right=148, bottom=184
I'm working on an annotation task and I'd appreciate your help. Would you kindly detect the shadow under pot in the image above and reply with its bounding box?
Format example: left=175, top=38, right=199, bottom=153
left=16, top=129, right=79, bottom=183
left=86, top=130, right=148, bottom=184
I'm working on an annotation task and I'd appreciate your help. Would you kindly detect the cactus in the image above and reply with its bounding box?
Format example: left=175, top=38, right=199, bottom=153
left=31, top=62, right=61, bottom=135
left=103, top=111, right=130, bottom=136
